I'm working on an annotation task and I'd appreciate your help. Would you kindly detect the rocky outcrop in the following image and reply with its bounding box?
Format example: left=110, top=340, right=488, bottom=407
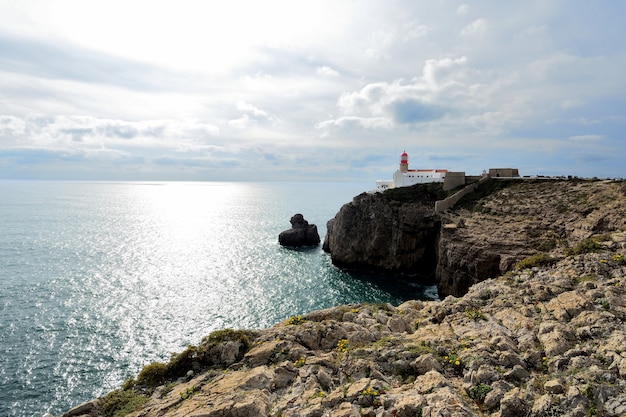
left=279, top=214, right=320, bottom=247
left=436, top=179, right=626, bottom=297
left=61, top=246, right=626, bottom=417
left=323, top=184, right=444, bottom=276
left=323, top=179, right=626, bottom=298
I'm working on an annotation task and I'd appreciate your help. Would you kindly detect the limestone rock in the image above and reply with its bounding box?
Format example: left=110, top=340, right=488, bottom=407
left=60, top=235, right=626, bottom=417
left=323, top=186, right=441, bottom=275
left=278, top=214, right=320, bottom=247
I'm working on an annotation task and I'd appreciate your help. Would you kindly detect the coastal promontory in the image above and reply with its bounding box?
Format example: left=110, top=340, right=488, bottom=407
left=59, top=179, right=626, bottom=417
left=324, top=179, right=626, bottom=298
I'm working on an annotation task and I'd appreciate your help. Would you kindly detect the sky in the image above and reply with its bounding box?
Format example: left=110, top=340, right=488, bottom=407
left=1, top=0, right=625, bottom=181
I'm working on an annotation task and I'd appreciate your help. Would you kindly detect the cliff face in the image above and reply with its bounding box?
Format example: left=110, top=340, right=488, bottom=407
left=323, top=179, right=626, bottom=298
left=322, top=185, right=444, bottom=278
left=436, top=180, right=626, bottom=297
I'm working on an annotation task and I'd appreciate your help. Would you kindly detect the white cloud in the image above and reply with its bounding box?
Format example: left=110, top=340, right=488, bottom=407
left=1, top=1, right=625, bottom=180
left=316, top=66, right=340, bottom=77
left=235, top=101, right=269, bottom=117
left=461, top=18, right=488, bottom=37
left=457, top=4, right=470, bottom=15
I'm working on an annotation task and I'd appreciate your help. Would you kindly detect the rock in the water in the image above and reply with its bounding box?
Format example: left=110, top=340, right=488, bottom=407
left=278, top=214, right=320, bottom=247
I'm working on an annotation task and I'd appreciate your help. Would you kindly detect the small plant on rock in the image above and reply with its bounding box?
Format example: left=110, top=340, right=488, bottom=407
left=566, top=238, right=604, bottom=256
left=179, top=386, right=199, bottom=400
left=293, top=357, right=306, bottom=368
left=286, top=315, right=306, bottom=325
left=515, top=253, right=554, bottom=270
left=465, top=307, right=486, bottom=321
left=99, top=389, right=148, bottom=417
left=444, top=351, right=464, bottom=374
left=337, top=339, right=349, bottom=353
left=468, top=383, right=493, bottom=405
left=360, top=387, right=381, bottom=407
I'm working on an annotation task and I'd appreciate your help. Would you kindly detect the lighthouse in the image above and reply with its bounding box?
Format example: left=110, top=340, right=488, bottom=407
left=375, top=150, right=449, bottom=191
left=399, top=151, right=409, bottom=173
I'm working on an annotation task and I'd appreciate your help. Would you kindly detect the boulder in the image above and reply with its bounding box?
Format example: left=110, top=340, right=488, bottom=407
left=278, top=214, right=320, bottom=247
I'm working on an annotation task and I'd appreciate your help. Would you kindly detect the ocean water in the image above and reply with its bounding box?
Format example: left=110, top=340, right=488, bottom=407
left=0, top=181, right=438, bottom=417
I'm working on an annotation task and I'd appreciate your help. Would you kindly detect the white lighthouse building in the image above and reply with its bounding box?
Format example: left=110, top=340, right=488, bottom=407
left=375, top=151, right=448, bottom=191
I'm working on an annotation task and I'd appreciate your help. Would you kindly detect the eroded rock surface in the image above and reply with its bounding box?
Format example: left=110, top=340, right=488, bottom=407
left=279, top=213, right=321, bottom=247
left=436, top=179, right=626, bottom=297
left=61, top=244, right=626, bottom=417
left=323, top=185, right=443, bottom=275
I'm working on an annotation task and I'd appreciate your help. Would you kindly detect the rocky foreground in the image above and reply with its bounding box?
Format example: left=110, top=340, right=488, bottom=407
left=60, top=179, right=626, bottom=417
left=62, top=243, right=625, bottom=416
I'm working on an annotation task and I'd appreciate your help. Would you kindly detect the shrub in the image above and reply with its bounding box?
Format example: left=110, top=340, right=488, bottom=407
left=566, top=238, right=604, bottom=256
left=200, top=328, right=253, bottom=350
left=100, top=389, right=148, bottom=417
left=465, top=307, right=486, bottom=321
left=535, top=238, right=557, bottom=252
left=286, top=315, right=306, bottom=325
left=515, top=253, right=554, bottom=270
left=468, top=383, right=493, bottom=404
left=136, top=362, right=168, bottom=388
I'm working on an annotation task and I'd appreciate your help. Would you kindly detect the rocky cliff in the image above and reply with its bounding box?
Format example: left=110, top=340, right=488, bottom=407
left=323, top=179, right=626, bottom=298
left=437, top=179, right=626, bottom=297
left=58, top=179, right=626, bottom=417
left=323, top=183, right=446, bottom=276
left=61, top=243, right=626, bottom=417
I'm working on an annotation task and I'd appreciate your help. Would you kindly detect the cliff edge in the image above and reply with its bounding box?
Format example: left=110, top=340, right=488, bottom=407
left=323, top=183, right=446, bottom=278
left=324, top=179, right=626, bottom=298
left=62, top=244, right=626, bottom=417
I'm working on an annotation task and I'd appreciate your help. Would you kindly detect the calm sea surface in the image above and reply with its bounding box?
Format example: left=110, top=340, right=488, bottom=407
left=0, top=181, right=437, bottom=417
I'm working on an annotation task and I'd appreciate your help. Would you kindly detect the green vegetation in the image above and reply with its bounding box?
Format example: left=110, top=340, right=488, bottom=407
left=286, top=315, right=307, bottom=325
left=406, top=341, right=435, bottom=356
left=465, top=307, right=487, bottom=321
left=515, top=253, right=554, bottom=270
left=535, top=238, right=558, bottom=252
left=136, top=362, right=168, bottom=387
left=126, top=328, right=254, bottom=390
left=201, top=328, right=253, bottom=349
left=468, top=383, right=493, bottom=404
left=179, top=386, right=200, bottom=400
left=100, top=389, right=148, bottom=417
left=565, top=237, right=604, bottom=256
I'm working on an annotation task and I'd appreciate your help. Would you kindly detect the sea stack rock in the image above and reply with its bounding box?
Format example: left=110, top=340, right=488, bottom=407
left=279, top=214, right=321, bottom=247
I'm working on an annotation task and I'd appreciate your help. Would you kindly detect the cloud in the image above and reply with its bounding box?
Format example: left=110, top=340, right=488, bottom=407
left=0, top=32, right=196, bottom=92
left=389, top=99, right=445, bottom=124
left=461, top=18, right=488, bottom=37
left=1, top=2, right=625, bottom=180
left=0, top=115, right=220, bottom=150
left=457, top=4, right=470, bottom=15
left=569, top=134, right=604, bottom=142
left=317, top=66, right=340, bottom=77
left=319, top=57, right=468, bottom=133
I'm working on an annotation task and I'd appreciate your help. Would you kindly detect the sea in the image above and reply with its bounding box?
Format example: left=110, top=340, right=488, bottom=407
left=0, top=180, right=438, bottom=417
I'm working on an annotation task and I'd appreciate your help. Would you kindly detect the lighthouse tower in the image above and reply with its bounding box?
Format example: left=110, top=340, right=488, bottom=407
left=399, top=151, right=409, bottom=172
